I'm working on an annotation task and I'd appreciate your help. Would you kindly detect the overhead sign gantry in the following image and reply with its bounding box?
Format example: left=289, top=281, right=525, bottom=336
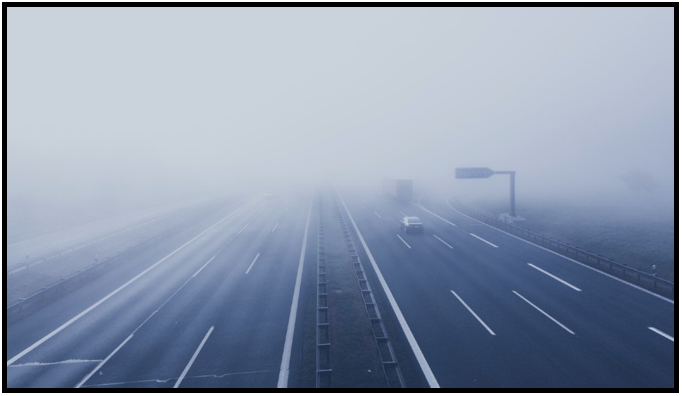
left=455, top=167, right=517, bottom=217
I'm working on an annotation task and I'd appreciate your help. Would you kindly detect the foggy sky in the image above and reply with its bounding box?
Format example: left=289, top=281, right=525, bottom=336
left=7, top=7, right=675, bottom=216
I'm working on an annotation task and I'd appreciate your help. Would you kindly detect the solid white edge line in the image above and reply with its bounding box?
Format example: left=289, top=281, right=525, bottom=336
left=337, top=189, right=440, bottom=388
left=470, top=233, right=499, bottom=248
left=513, top=290, right=575, bottom=335
left=7, top=198, right=255, bottom=368
left=648, top=327, right=674, bottom=341
left=245, top=253, right=261, bottom=274
left=271, top=222, right=279, bottom=232
left=396, top=234, right=412, bottom=249
left=374, top=211, right=382, bottom=219
left=74, top=334, right=134, bottom=388
left=433, top=235, right=454, bottom=249
left=399, top=211, right=407, bottom=217
left=173, top=326, right=214, bottom=388
left=277, top=195, right=313, bottom=388
left=444, top=198, right=674, bottom=304
left=450, top=290, right=496, bottom=335
left=528, top=263, right=581, bottom=291
left=412, top=203, right=457, bottom=227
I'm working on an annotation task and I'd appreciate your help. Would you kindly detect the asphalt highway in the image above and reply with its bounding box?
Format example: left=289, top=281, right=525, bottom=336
left=338, top=190, right=674, bottom=388
left=7, top=194, right=313, bottom=388
left=6, top=189, right=675, bottom=388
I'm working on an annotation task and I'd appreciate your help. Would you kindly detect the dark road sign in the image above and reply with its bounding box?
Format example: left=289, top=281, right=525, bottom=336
left=455, top=167, right=495, bottom=179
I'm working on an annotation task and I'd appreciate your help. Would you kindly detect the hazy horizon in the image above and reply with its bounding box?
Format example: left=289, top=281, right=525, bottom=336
left=8, top=7, right=675, bottom=232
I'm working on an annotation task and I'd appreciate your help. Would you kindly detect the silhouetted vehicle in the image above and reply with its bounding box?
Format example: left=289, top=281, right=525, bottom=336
left=400, top=216, right=423, bottom=234
left=383, top=178, right=413, bottom=202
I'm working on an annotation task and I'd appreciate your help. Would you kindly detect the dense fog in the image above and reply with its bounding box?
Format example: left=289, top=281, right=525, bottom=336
left=7, top=7, right=674, bottom=233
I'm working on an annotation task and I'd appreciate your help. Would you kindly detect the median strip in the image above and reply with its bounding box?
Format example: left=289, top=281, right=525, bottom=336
left=337, top=189, right=440, bottom=388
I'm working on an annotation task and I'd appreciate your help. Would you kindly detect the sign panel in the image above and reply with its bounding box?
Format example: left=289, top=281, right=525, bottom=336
left=455, top=167, right=495, bottom=179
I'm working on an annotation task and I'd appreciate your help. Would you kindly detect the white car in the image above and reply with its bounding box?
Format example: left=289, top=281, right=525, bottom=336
left=400, top=216, right=424, bottom=234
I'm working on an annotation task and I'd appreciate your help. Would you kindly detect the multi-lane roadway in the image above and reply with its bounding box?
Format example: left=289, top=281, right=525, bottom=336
left=7, top=194, right=313, bottom=388
left=340, top=190, right=674, bottom=388
left=5, top=188, right=675, bottom=388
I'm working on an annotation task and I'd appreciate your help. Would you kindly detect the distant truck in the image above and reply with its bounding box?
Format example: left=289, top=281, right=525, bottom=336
left=383, top=178, right=413, bottom=202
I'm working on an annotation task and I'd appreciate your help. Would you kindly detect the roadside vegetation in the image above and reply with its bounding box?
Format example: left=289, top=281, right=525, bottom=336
left=460, top=197, right=675, bottom=281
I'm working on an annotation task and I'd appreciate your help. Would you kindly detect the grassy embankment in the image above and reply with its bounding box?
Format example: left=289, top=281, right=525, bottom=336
left=462, top=198, right=675, bottom=281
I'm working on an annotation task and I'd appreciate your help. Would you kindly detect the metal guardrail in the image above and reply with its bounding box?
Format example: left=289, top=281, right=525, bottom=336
left=8, top=214, right=165, bottom=275
left=335, top=199, right=405, bottom=388
left=316, top=197, right=332, bottom=388
left=6, top=225, right=180, bottom=324
left=6, top=200, right=230, bottom=323
left=8, top=202, right=214, bottom=274
left=449, top=199, right=675, bottom=299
